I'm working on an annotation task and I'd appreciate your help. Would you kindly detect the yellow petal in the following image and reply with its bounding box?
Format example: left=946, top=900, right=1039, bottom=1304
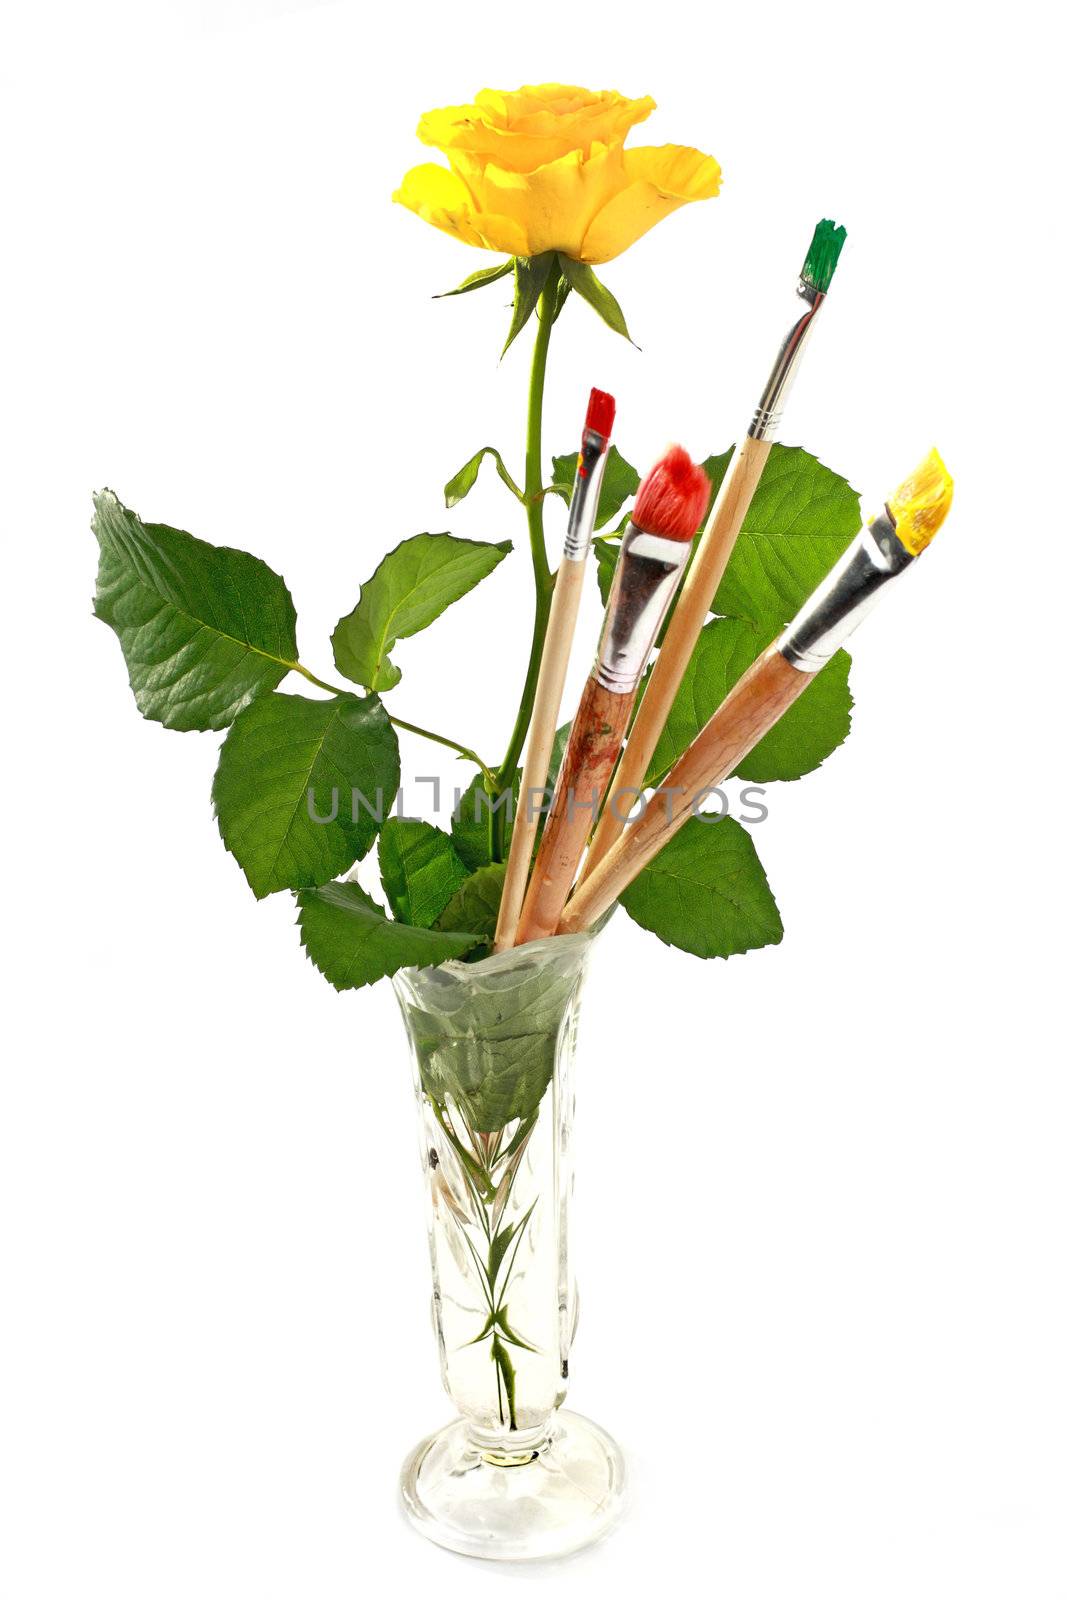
left=399, top=92, right=717, bottom=266
left=579, top=144, right=722, bottom=263
left=418, top=86, right=655, bottom=173
left=625, top=144, right=722, bottom=200
left=482, top=84, right=655, bottom=144
left=418, top=103, right=482, bottom=149
left=449, top=144, right=627, bottom=261
left=393, top=162, right=530, bottom=257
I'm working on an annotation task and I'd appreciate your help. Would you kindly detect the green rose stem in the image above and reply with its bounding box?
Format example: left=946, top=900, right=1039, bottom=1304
left=290, top=660, right=495, bottom=789
left=494, top=259, right=562, bottom=856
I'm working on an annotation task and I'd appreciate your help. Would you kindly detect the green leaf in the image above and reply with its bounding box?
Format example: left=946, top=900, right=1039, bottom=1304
left=712, top=445, right=861, bottom=626
left=92, top=489, right=298, bottom=732
left=621, top=816, right=783, bottom=959
left=557, top=255, right=633, bottom=342
left=487, top=1220, right=517, bottom=1288
left=331, top=532, right=511, bottom=692
left=451, top=773, right=513, bottom=871
left=297, top=880, right=481, bottom=991
left=435, top=258, right=514, bottom=298
left=464, top=1313, right=497, bottom=1348
left=592, top=536, right=618, bottom=606
left=436, top=863, right=506, bottom=941
left=550, top=446, right=641, bottom=529
left=593, top=444, right=860, bottom=642
left=700, top=447, right=736, bottom=514
left=403, top=947, right=586, bottom=1130
left=501, top=253, right=554, bottom=358
left=646, top=619, right=852, bottom=786
left=212, top=692, right=399, bottom=898
left=378, top=819, right=470, bottom=928
left=495, top=1305, right=538, bottom=1352
left=486, top=1204, right=537, bottom=1302
left=444, top=447, right=522, bottom=508
left=450, top=731, right=566, bottom=875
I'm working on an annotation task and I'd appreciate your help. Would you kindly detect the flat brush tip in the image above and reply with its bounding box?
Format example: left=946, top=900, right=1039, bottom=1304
left=633, top=444, right=711, bottom=542
left=801, top=217, right=847, bottom=294
left=887, top=448, right=954, bottom=555
left=585, top=387, right=615, bottom=438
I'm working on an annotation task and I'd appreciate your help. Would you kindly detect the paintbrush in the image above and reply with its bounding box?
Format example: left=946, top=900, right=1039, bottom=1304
left=560, top=449, right=954, bottom=933
left=578, top=218, right=848, bottom=885
left=515, top=445, right=711, bottom=945
left=494, top=387, right=616, bottom=952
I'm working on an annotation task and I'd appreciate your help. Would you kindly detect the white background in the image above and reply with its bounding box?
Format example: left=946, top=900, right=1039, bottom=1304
left=2, top=2, right=1065, bottom=1595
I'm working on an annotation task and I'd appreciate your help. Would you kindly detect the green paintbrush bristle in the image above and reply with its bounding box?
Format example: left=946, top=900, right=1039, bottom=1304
left=800, top=218, right=847, bottom=294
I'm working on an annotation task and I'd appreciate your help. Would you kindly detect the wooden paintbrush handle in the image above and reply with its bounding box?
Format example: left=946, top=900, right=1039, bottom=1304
left=494, top=558, right=586, bottom=951
left=560, top=646, right=809, bottom=933
left=580, top=435, right=772, bottom=882
left=515, top=675, right=632, bottom=944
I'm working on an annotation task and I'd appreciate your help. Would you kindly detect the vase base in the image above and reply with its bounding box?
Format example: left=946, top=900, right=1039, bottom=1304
left=399, top=1409, right=626, bottom=1562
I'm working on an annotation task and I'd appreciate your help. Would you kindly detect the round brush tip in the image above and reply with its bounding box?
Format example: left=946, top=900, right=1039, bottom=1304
left=585, top=387, right=616, bottom=439
left=633, top=445, right=711, bottom=542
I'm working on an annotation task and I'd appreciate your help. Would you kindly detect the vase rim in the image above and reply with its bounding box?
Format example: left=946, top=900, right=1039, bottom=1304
left=413, top=926, right=599, bottom=983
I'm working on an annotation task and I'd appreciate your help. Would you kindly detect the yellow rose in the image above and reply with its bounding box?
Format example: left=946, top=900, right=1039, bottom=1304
left=394, top=83, right=720, bottom=266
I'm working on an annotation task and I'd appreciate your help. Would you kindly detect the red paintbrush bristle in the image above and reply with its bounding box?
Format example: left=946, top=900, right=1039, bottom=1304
left=584, top=387, right=615, bottom=439
left=632, top=445, right=711, bottom=542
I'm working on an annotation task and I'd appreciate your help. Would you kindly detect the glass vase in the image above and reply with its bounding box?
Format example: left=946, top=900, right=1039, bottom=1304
left=393, top=928, right=625, bottom=1561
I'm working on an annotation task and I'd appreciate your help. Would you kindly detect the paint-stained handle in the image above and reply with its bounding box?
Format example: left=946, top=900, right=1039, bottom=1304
left=561, top=646, right=809, bottom=934
left=580, top=434, right=773, bottom=881
left=515, top=676, right=632, bottom=945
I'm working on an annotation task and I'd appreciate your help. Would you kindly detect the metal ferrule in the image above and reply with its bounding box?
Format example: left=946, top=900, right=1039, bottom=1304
left=778, top=510, right=913, bottom=672
left=593, top=525, right=691, bottom=694
left=562, top=427, right=610, bottom=561
left=748, top=282, right=826, bottom=441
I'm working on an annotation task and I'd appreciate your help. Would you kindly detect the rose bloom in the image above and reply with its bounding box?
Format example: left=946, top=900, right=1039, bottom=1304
left=395, top=84, right=720, bottom=265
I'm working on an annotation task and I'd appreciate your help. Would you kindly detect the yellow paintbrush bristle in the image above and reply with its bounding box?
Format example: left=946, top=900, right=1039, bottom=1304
left=887, top=448, right=954, bottom=556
